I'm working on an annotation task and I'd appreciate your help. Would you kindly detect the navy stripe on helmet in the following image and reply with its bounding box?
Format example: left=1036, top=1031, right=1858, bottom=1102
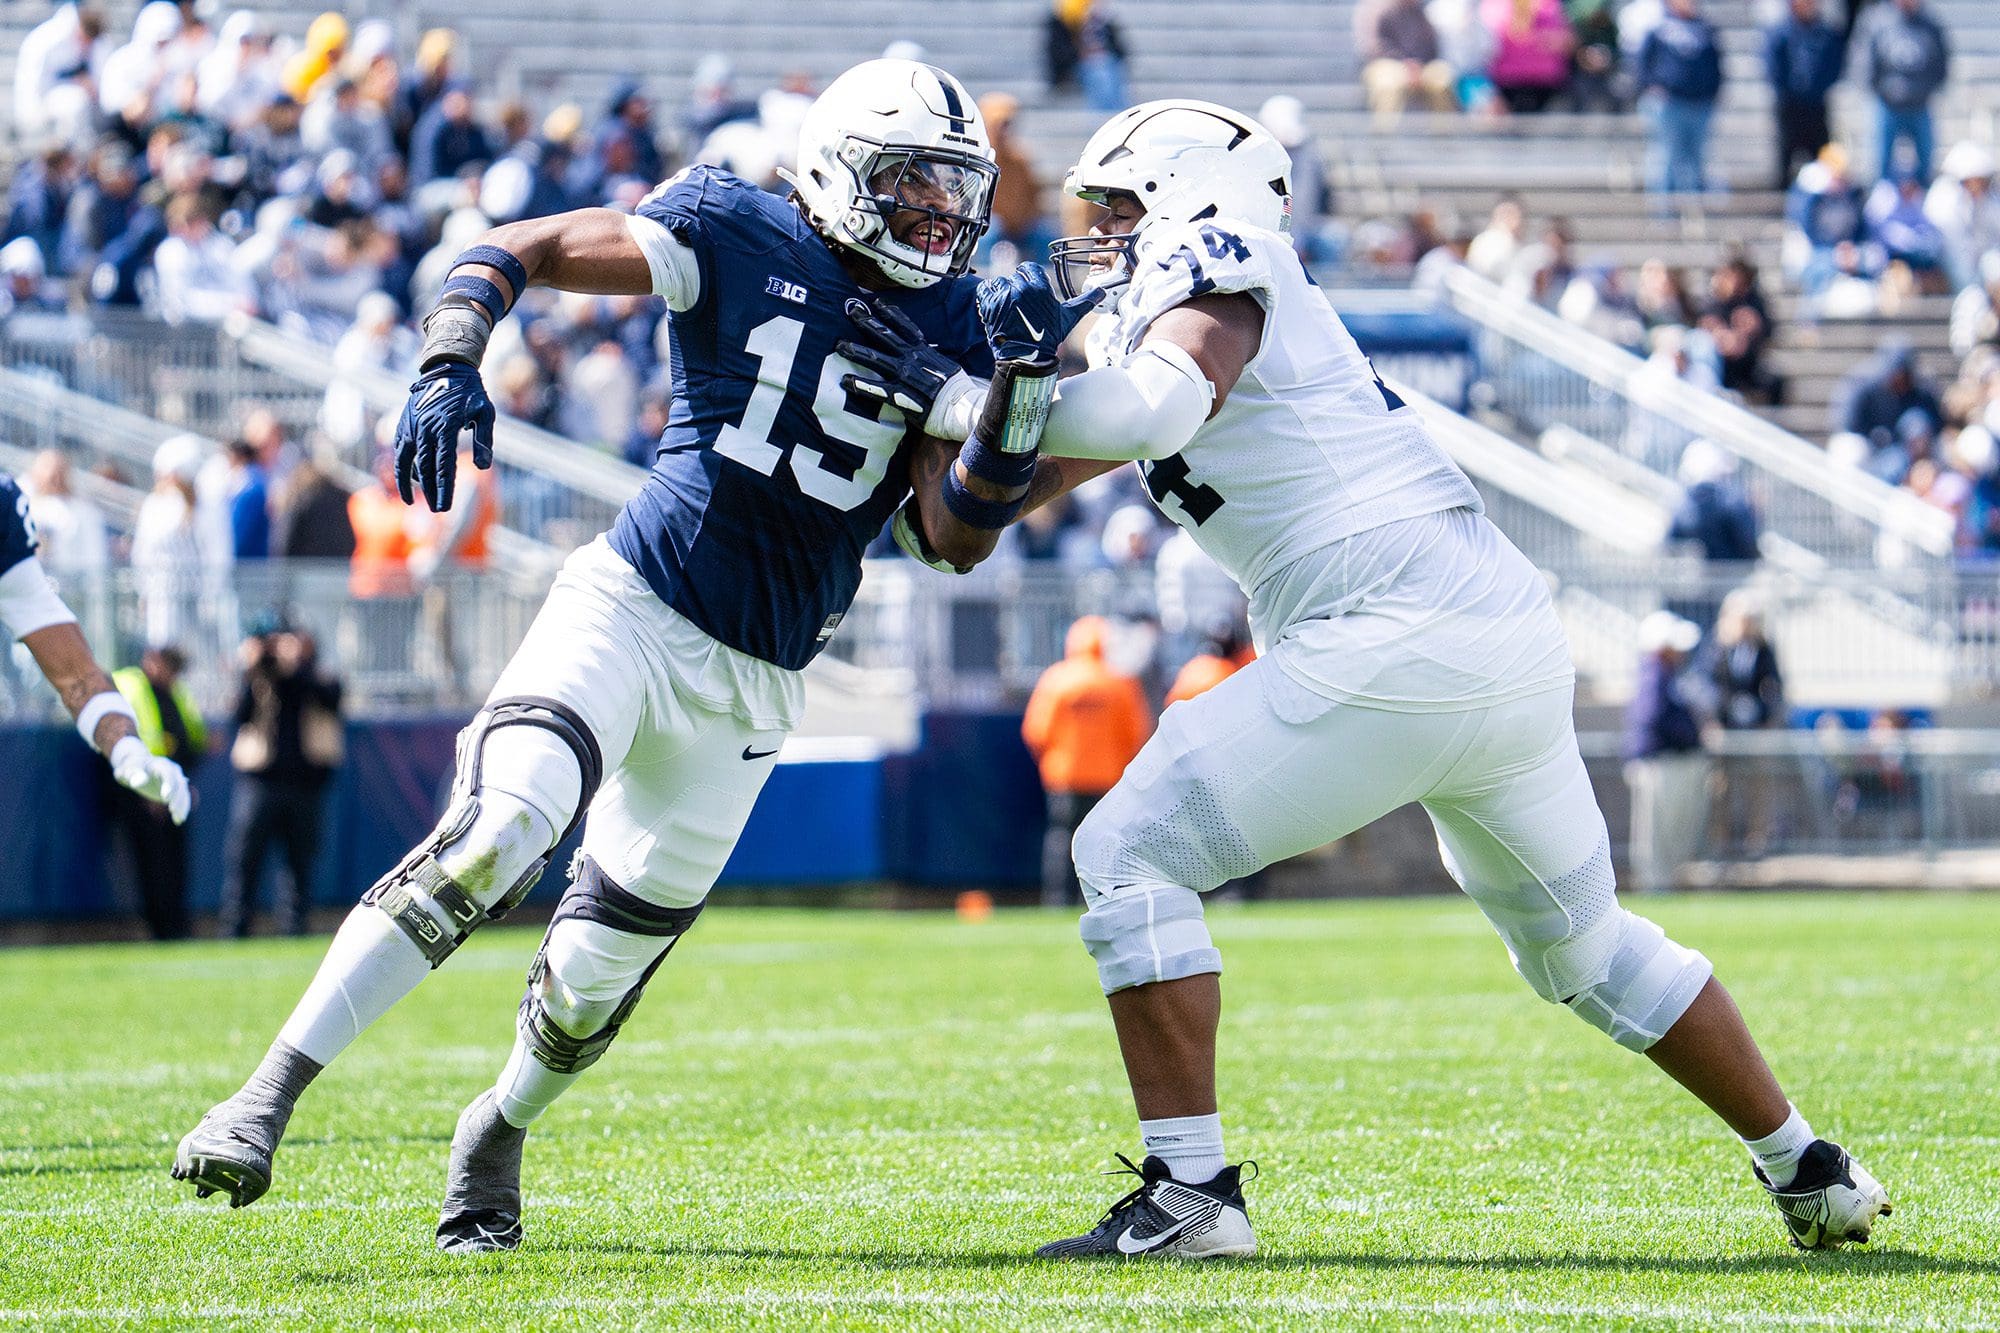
left=925, top=65, right=970, bottom=133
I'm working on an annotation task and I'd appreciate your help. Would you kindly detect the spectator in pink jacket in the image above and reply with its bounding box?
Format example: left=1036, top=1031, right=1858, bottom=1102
left=1482, top=0, right=1576, bottom=112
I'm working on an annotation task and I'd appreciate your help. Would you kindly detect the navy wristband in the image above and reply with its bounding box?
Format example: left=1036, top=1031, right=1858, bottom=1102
left=959, top=436, right=1038, bottom=489
left=441, top=274, right=507, bottom=324
left=451, top=245, right=529, bottom=309
left=942, top=467, right=1025, bottom=529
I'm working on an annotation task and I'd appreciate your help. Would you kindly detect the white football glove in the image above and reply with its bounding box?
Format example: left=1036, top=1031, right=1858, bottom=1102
left=110, top=735, right=191, bottom=825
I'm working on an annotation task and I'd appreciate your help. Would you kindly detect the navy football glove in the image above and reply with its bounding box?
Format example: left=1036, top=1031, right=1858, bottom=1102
left=837, top=297, right=962, bottom=422
left=395, top=361, right=495, bottom=512
left=976, top=262, right=1102, bottom=363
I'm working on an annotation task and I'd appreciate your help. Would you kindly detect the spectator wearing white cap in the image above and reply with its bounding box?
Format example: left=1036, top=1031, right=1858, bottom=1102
left=1925, top=142, right=2000, bottom=293
left=13, top=2, right=95, bottom=142
left=199, top=12, right=280, bottom=132
left=98, top=1, right=182, bottom=119
left=1622, top=609, right=1707, bottom=892
left=0, top=238, right=65, bottom=317
left=134, top=434, right=214, bottom=649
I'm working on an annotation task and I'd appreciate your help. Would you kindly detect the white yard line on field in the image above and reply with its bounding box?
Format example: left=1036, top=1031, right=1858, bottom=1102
left=2, top=1289, right=1988, bottom=1329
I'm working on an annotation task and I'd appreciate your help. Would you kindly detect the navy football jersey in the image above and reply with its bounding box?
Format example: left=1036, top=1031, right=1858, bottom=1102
left=608, top=167, right=995, bottom=670
left=0, top=474, right=37, bottom=579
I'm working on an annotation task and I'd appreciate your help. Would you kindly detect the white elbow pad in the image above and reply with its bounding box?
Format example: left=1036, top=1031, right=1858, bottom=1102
left=1042, top=343, right=1213, bottom=462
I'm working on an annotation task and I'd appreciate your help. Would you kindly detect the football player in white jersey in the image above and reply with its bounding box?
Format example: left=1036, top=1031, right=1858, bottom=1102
left=846, top=99, right=1889, bottom=1257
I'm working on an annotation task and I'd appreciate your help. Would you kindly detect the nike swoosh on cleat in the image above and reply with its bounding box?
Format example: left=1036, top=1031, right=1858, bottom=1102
left=741, top=745, right=779, bottom=761
left=1115, top=1217, right=1192, bottom=1254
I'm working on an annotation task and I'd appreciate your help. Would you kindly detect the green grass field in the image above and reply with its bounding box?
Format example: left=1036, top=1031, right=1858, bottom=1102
left=3, top=892, right=1998, bottom=1329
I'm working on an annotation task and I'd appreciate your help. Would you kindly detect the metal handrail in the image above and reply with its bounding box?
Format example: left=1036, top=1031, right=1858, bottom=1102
left=1441, top=267, right=1956, bottom=559
left=226, top=315, right=650, bottom=508
left=1389, top=375, right=1666, bottom=554
left=0, top=363, right=218, bottom=480
left=0, top=363, right=559, bottom=570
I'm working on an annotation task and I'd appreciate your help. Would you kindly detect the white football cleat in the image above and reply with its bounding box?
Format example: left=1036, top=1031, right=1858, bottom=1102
left=1036, top=1154, right=1257, bottom=1259
left=1756, top=1139, right=1893, bottom=1250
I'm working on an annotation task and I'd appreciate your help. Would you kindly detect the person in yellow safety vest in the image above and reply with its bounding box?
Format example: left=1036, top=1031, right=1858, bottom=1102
left=113, top=645, right=208, bottom=939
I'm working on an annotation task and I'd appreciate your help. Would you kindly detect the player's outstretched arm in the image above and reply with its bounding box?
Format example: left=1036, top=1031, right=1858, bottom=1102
left=397, top=208, right=662, bottom=511
left=21, top=620, right=190, bottom=823
left=1037, top=292, right=1262, bottom=463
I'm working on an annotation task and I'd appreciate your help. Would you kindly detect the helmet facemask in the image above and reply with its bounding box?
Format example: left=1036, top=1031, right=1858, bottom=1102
left=846, top=144, right=996, bottom=283
left=1049, top=188, right=1142, bottom=301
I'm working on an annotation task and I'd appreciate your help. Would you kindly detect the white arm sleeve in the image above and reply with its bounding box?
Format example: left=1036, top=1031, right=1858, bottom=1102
left=1040, top=342, right=1215, bottom=463
left=0, top=556, right=78, bottom=641
left=623, top=213, right=704, bottom=312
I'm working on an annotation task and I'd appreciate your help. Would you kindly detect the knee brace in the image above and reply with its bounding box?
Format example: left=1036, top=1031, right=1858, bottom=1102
left=1559, top=911, right=1713, bottom=1052
left=1478, top=838, right=1713, bottom=1053
left=1079, top=885, right=1221, bottom=995
left=517, top=854, right=704, bottom=1075
left=363, top=696, right=603, bottom=969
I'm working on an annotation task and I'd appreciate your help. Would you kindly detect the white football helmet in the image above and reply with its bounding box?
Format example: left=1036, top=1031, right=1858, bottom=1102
left=782, top=59, right=997, bottom=289
left=1050, top=99, right=1293, bottom=299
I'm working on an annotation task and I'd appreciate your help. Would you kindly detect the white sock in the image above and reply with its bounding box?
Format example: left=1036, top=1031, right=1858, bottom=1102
left=276, top=907, right=432, bottom=1066
left=1141, top=1113, right=1227, bottom=1184
left=1744, top=1103, right=1814, bottom=1188
left=494, top=1035, right=580, bottom=1128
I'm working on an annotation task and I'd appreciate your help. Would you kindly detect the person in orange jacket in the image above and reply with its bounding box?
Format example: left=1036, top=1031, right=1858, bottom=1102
left=1022, top=615, right=1152, bottom=907
left=1165, top=625, right=1254, bottom=709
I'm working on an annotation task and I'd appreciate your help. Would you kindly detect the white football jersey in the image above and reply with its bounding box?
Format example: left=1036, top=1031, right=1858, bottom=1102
left=1086, top=217, right=1482, bottom=604
left=1086, top=218, right=1571, bottom=709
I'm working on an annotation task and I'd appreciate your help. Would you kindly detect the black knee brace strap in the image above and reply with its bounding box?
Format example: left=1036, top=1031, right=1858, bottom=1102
left=363, top=697, right=605, bottom=969
left=518, top=854, right=705, bottom=1074
left=477, top=695, right=604, bottom=844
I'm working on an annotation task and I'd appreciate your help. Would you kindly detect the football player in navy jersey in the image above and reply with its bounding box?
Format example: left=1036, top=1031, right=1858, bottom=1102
left=0, top=473, right=191, bottom=822
left=172, top=58, right=1101, bottom=1253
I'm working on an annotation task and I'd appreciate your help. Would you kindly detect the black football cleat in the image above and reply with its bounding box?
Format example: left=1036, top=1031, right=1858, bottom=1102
left=1036, top=1154, right=1257, bottom=1259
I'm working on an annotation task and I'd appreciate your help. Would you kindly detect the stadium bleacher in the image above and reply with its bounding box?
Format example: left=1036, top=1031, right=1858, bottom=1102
left=4, top=0, right=2000, bottom=910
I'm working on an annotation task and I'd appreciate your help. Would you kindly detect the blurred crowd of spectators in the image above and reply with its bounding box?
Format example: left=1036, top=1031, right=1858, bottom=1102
left=1353, top=0, right=1957, bottom=203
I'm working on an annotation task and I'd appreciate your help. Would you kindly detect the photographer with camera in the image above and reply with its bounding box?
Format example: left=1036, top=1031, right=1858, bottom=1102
left=221, top=612, right=344, bottom=937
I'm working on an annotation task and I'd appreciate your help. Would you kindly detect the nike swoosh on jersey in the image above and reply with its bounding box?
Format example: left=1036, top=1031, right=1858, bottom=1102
left=741, top=745, right=780, bottom=761
left=1114, top=1216, right=1192, bottom=1254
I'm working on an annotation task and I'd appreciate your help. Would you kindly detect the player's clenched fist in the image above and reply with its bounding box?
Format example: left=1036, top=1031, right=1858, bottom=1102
left=395, top=361, right=495, bottom=513
left=975, top=262, right=1101, bottom=364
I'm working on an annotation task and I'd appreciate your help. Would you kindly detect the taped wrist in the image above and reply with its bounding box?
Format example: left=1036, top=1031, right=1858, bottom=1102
left=422, top=244, right=530, bottom=370
left=420, top=295, right=493, bottom=370
left=77, top=691, right=137, bottom=753
left=924, top=370, right=986, bottom=441
left=942, top=466, right=1026, bottom=529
